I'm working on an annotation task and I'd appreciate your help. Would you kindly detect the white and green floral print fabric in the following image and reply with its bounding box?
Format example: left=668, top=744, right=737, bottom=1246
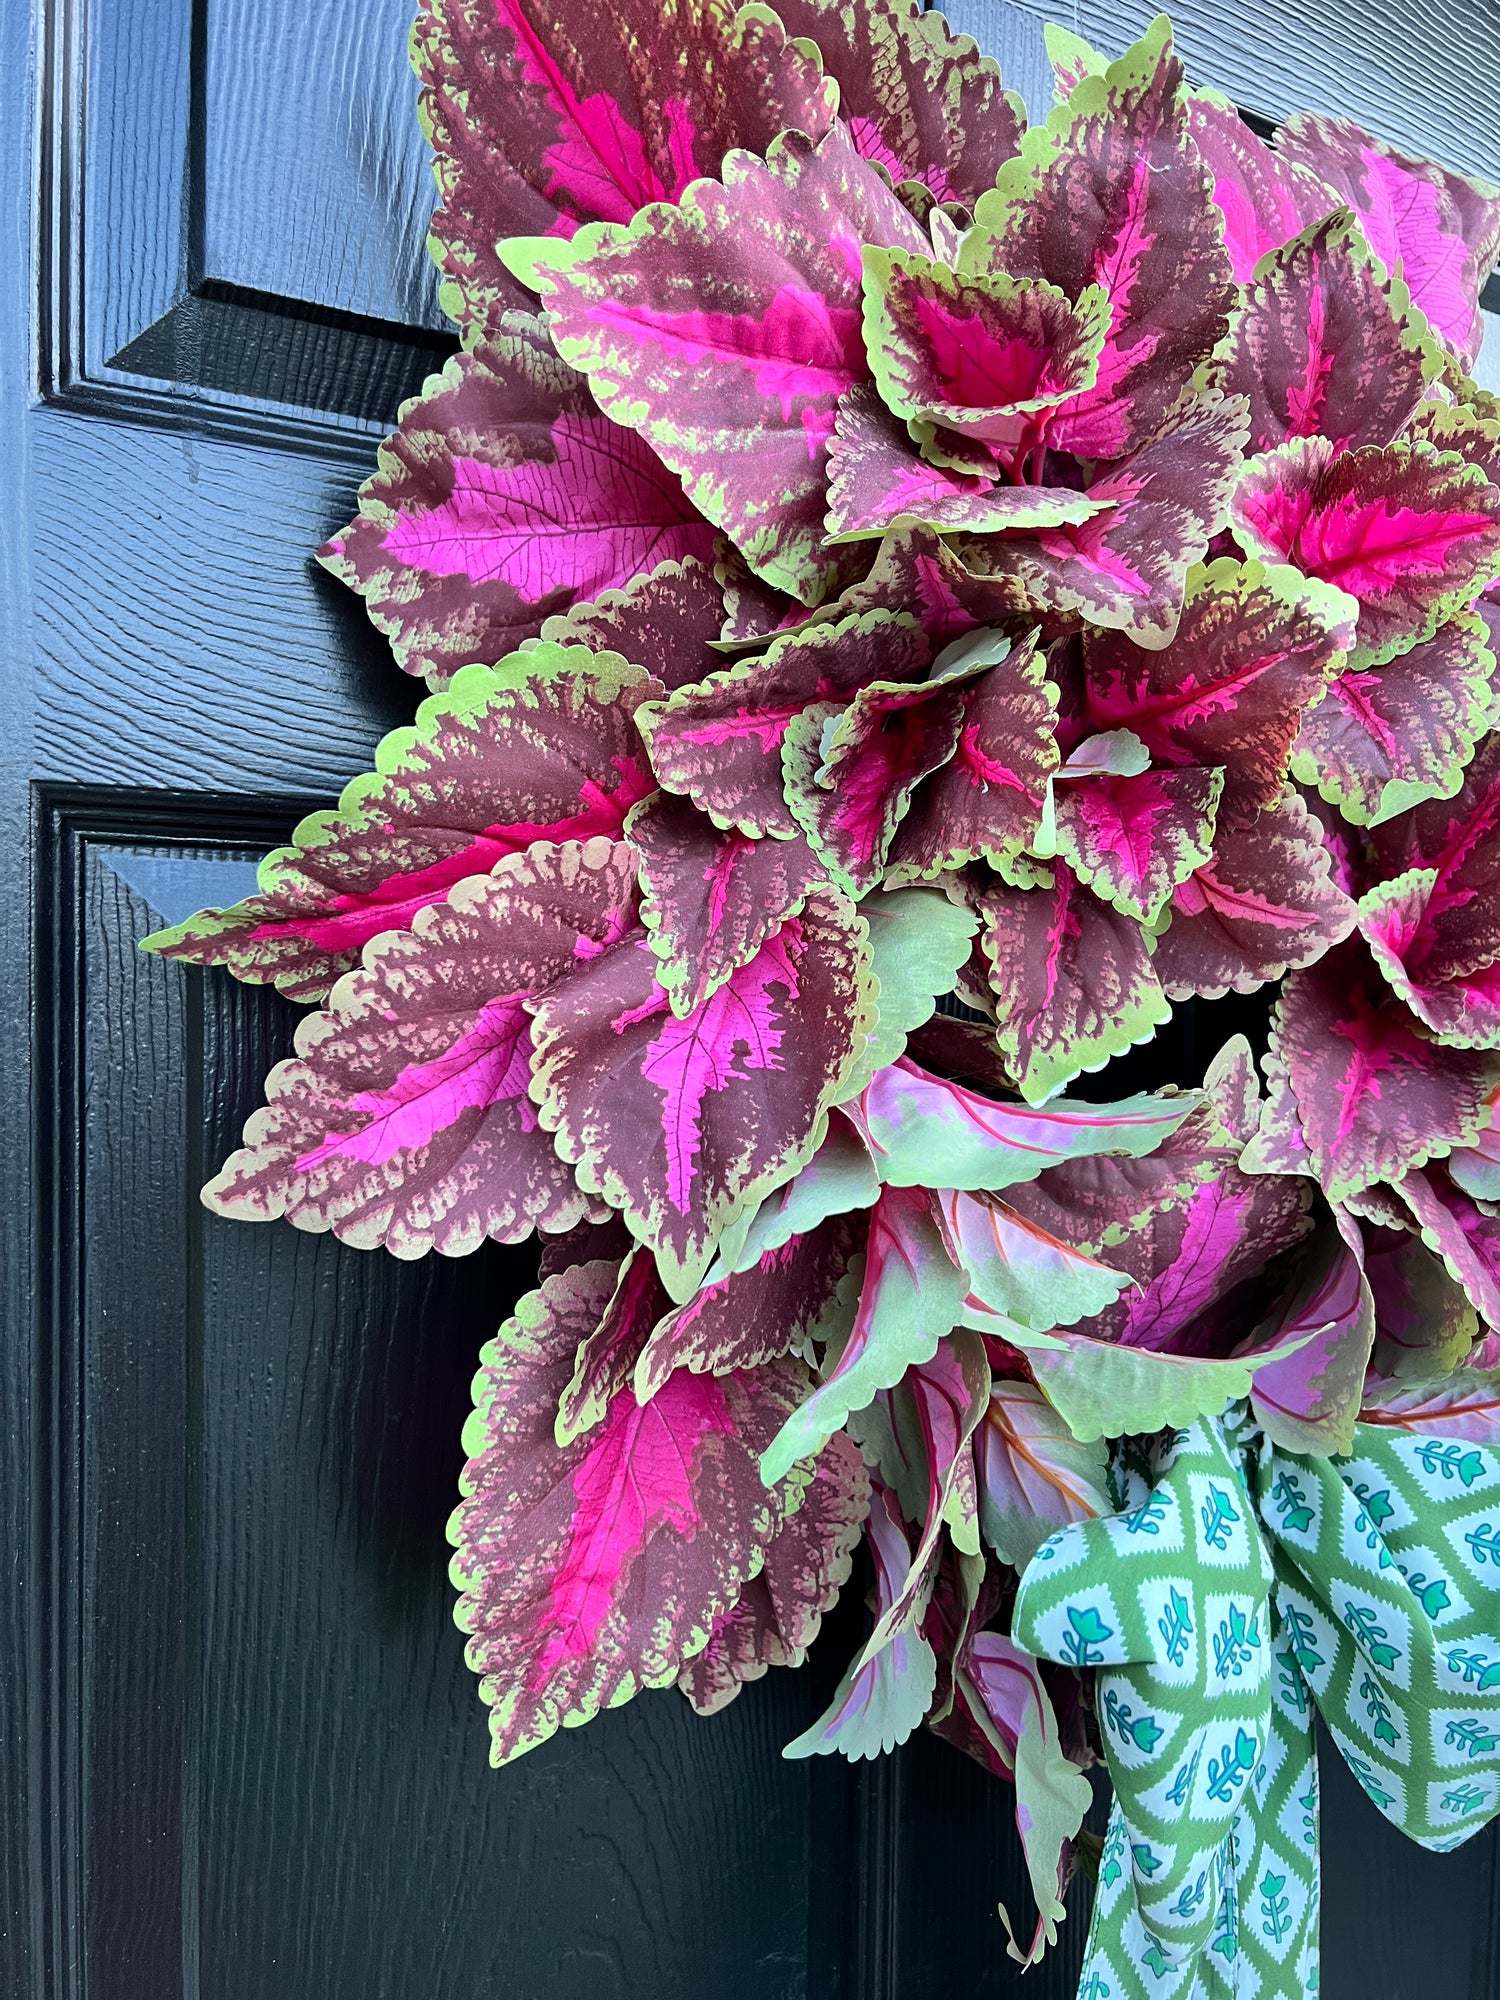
left=1013, top=1412, right=1500, bottom=1998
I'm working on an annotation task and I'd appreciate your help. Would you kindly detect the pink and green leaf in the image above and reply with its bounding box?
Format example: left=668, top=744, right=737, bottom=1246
left=822, top=386, right=1105, bottom=542
left=678, top=1429, right=870, bottom=1713
left=1389, top=1162, right=1500, bottom=1330
left=636, top=607, right=930, bottom=838
left=529, top=887, right=875, bottom=1300
left=1275, top=936, right=1497, bottom=1201
left=1219, top=210, right=1439, bottom=454
left=538, top=553, right=729, bottom=690
left=201, top=838, right=638, bottom=1256
left=1181, top=87, right=1335, bottom=283
left=411, top=0, right=835, bottom=338
left=860, top=248, right=1109, bottom=442
left=1247, top=1225, right=1376, bottom=1454
left=770, top=0, right=1025, bottom=208
left=976, top=1380, right=1111, bottom=1568
left=1231, top=435, right=1500, bottom=668
left=972, top=869, right=1172, bottom=1104
left=522, top=123, right=928, bottom=602
left=1291, top=611, right=1495, bottom=827
left=629, top=791, right=825, bottom=1017
left=634, top=1211, right=864, bottom=1401
left=1083, top=556, right=1356, bottom=820
left=1359, top=1367, right=1500, bottom=1443
left=555, top=1244, right=673, bottom=1443
left=884, top=630, right=1058, bottom=883
left=780, top=1480, right=938, bottom=1758
left=319, top=330, right=713, bottom=680
left=848, top=885, right=982, bottom=1090
left=449, top=1261, right=813, bottom=1764
left=1151, top=783, right=1357, bottom=1000
left=935, top=1186, right=1132, bottom=1332
left=1365, top=1218, right=1480, bottom=1380
left=143, top=646, right=658, bottom=1002
left=1053, top=764, right=1221, bottom=924
left=956, top=392, right=1252, bottom=647
left=1276, top=111, right=1500, bottom=365
left=967, top=18, right=1237, bottom=460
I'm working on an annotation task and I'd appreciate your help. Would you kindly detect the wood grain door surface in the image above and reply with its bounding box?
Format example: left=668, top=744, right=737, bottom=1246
left=3, top=1, right=1499, bottom=1995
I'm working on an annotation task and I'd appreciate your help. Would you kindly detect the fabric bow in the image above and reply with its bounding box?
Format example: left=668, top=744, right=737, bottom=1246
left=1012, top=1411, right=1500, bottom=1998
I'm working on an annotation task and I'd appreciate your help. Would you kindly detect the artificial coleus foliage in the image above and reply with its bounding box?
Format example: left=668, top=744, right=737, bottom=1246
left=144, top=4, right=1500, bottom=1994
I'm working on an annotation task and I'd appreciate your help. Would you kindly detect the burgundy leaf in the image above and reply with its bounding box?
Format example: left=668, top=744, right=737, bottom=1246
left=1220, top=210, right=1437, bottom=455
left=1247, top=1224, right=1375, bottom=1453
left=451, top=1262, right=814, bottom=1763
left=538, top=1210, right=634, bottom=1279
left=202, top=838, right=638, bottom=1255
left=143, top=647, right=658, bottom=1002
left=1182, top=88, right=1335, bottom=283
left=634, top=1212, right=864, bottom=1401
left=1231, top=435, right=1500, bottom=667
left=320, top=330, right=713, bottom=680
left=1152, top=783, right=1357, bottom=1000
left=555, top=1244, right=673, bottom=1442
left=412, top=0, right=835, bottom=337
left=527, top=123, right=928, bottom=602
left=637, top=607, right=930, bottom=838
left=677, top=1429, right=870, bottom=1713
left=1390, top=1162, right=1500, bottom=1330
left=530, top=887, right=875, bottom=1298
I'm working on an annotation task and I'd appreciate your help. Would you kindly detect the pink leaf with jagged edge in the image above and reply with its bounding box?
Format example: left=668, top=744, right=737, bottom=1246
left=530, top=888, right=874, bottom=1299
left=378, top=413, right=716, bottom=599
left=955, top=392, right=1251, bottom=647
left=770, top=0, right=1024, bottom=208
left=1248, top=1224, right=1375, bottom=1454
left=636, top=607, right=930, bottom=838
left=782, top=1478, right=938, bottom=1760
left=528, top=124, right=928, bottom=602
left=539, top=555, right=729, bottom=691
left=1274, top=936, right=1496, bottom=1202
left=1363, top=1214, right=1481, bottom=1377
left=1277, top=112, right=1500, bottom=364
left=841, top=1053, right=1194, bottom=1190
left=1221, top=212, right=1436, bottom=456
left=860, top=248, right=1110, bottom=446
left=885, top=631, right=1058, bottom=883
left=967, top=19, right=1237, bottom=461
left=319, top=329, right=708, bottom=680
left=202, top=840, right=640, bottom=1256
left=450, top=1261, right=817, bottom=1764
left=412, top=0, right=834, bottom=336
left=972, top=869, right=1171, bottom=1105
left=1360, top=1369, right=1500, bottom=1443
left=1153, top=783, right=1357, bottom=1000
left=142, top=647, right=658, bottom=1002
left=1053, top=765, right=1221, bottom=924
left=634, top=1211, right=864, bottom=1401
left=1231, top=435, right=1500, bottom=667
left=1083, top=557, right=1356, bottom=822
left=1293, top=611, right=1495, bottom=828
left=630, top=792, right=826, bottom=1017
left=678, top=1429, right=869, bottom=1714
left=822, top=387, right=1106, bottom=542
left=1182, top=89, right=1334, bottom=283
left=1084, top=1158, right=1313, bottom=1354
left=781, top=651, right=1000, bottom=895
left=554, top=1245, right=674, bottom=1443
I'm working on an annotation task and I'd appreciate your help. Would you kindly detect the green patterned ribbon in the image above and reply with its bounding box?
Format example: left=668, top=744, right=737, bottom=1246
left=1012, top=1410, right=1500, bottom=1999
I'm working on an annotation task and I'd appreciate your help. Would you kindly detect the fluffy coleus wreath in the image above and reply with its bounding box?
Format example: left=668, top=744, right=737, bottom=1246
left=144, top=5, right=1500, bottom=1994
